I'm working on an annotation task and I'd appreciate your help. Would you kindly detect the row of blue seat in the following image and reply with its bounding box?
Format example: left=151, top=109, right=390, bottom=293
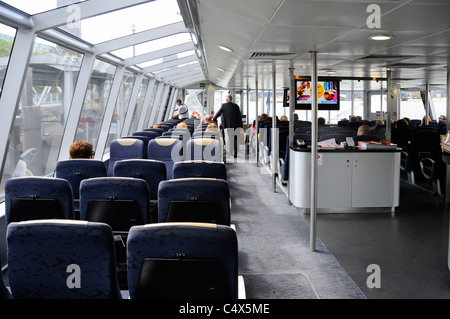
left=4, top=220, right=238, bottom=299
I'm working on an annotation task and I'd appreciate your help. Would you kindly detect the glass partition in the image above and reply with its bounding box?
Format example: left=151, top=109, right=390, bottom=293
left=128, top=77, right=149, bottom=134
left=74, top=59, right=115, bottom=150
left=0, top=36, right=83, bottom=195
left=104, top=70, right=136, bottom=155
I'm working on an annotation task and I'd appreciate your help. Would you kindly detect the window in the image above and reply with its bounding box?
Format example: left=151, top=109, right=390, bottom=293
left=75, top=59, right=115, bottom=150
left=1, top=37, right=82, bottom=194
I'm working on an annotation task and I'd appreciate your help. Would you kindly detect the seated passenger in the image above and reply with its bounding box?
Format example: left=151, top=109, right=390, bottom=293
left=318, top=117, right=326, bottom=126
left=153, top=124, right=162, bottom=129
left=69, top=140, right=94, bottom=159
left=176, top=122, right=188, bottom=129
left=280, top=115, right=288, bottom=121
left=203, top=115, right=213, bottom=124
left=353, top=124, right=381, bottom=143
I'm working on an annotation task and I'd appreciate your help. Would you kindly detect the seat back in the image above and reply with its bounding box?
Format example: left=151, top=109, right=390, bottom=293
left=108, top=138, right=145, bottom=176
left=158, top=178, right=230, bottom=225
left=126, top=222, right=238, bottom=299
left=113, top=159, right=166, bottom=200
left=79, top=177, right=151, bottom=225
left=143, top=128, right=164, bottom=136
left=55, top=159, right=107, bottom=199
left=147, top=138, right=183, bottom=179
left=122, top=136, right=150, bottom=158
left=186, top=138, right=222, bottom=162
left=132, top=131, right=158, bottom=142
left=4, top=176, right=75, bottom=225
left=7, top=219, right=122, bottom=299
left=172, top=161, right=227, bottom=180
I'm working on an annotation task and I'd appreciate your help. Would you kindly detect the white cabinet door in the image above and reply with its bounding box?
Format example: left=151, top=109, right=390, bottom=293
left=351, top=152, right=394, bottom=207
left=317, top=152, right=352, bottom=208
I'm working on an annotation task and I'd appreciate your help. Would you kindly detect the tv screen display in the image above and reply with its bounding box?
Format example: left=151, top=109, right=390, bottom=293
left=284, top=78, right=340, bottom=110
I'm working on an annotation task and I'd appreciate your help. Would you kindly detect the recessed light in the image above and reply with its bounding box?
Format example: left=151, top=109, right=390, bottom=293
left=369, top=34, right=393, bottom=41
left=218, top=45, right=233, bottom=52
left=217, top=67, right=225, bottom=72
left=325, top=70, right=336, bottom=74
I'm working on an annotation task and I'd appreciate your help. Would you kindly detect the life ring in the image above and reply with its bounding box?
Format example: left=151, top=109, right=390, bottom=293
left=191, top=110, right=201, bottom=120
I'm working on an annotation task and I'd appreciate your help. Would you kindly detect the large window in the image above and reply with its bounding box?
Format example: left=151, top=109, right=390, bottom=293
left=104, top=70, right=136, bottom=155
left=1, top=37, right=82, bottom=194
left=129, top=77, right=150, bottom=133
left=75, top=59, right=115, bottom=150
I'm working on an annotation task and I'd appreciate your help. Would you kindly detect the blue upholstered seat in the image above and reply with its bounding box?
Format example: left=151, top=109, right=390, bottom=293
left=126, top=222, right=238, bottom=299
left=4, top=176, right=75, bottom=225
left=0, top=247, right=11, bottom=299
left=55, top=159, right=107, bottom=199
left=172, top=160, right=227, bottom=180
left=186, top=138, right=222, bottom=162
left=108, top=138, right=145, bottom=176
left=158, top=178, right=230, bottom=225
left=7, top=219, right=122, bottom=299
left=147, top=138, right=183, bottom=179
left=132, top=131, right=158, bottom=142
left=79, top=177, right=151, bottom=225
left=113, top=159, right=166, bottom=201
left=122, top=135, right=150, bottom=158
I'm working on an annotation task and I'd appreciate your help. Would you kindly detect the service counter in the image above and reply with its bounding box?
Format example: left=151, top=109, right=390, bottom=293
left=288, top=146, right=401, bottom=212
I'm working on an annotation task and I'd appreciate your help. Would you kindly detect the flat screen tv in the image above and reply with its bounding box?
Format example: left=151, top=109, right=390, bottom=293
left=283, top=77, right=340, bottom=110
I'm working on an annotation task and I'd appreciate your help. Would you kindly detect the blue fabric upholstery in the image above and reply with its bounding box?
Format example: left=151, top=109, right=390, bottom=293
left=4, top=176, right=75, bottom=225
left=108, top=138, right=145, bottom=176
left=186, top=138, right=222, bottom=162
left=173, top=160, right=227, bottom=180
left=79, top=177, right=151, bottom=224
left=7, top=219, right=122, bottom=299
left=158, top=178, right=230, bottom=225
left=142, top=128, right=164, bottom=136
left=122, top=136, right=150, bottom=158
left=132, top=131, right=158, bottom=142
left=126, top=222, right=238, bottom=299
left=147, top=138, right=183, bottom=179
left=113, top=159, right=166, bottom=200
left=55, top=159, right=107, bottom=199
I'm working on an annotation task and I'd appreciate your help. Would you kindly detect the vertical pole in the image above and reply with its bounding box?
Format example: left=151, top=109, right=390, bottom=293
left=288, top=64, right=295, bottom=202
left=255, top=78, right=259, bottom=166
left=386, top=68, right=392, bottom=141
left=246, top=84, right=250, bottom=128
left=272, top=70, right=277, bottom=192
left=425, top=82, right=430, bottom=124
left=310, top=51, right=318, bottom=252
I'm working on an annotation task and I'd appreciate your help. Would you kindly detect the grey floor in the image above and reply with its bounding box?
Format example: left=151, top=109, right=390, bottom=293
left=226, top=152, right=450, bottom=299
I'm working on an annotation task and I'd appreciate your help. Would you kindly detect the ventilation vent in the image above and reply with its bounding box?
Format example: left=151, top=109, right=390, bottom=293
left=250, top=52, right=297, bottom=60
left=388, top=63, right=439, bottom=69
left=356, top=55, right=415, bottom=62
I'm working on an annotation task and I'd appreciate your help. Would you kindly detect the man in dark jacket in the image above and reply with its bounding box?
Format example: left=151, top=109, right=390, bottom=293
left=213, top=94, right=243, bottom=157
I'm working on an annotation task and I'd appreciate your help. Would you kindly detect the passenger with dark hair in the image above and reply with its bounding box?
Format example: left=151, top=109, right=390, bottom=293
left=318, top=117, right=326, bottom=126
left=70, top=140, right=94, bottom=159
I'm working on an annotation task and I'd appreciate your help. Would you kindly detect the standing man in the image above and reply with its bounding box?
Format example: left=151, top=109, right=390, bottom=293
left=173, top=99, right=189, bottom=120
left=213, top=94, right=243, bottom=158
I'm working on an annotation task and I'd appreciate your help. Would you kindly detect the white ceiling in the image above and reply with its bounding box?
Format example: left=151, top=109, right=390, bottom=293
left=195, top=0, right=450, bottom=91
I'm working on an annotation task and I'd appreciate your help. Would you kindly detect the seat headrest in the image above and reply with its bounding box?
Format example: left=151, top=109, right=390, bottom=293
left=155, top=138, right=177, bottom=146
left=117, top=138, right=138, bottom=146
left=143, top=222, right=218, bottom=229
left=193, top=139, right=215, bottom=146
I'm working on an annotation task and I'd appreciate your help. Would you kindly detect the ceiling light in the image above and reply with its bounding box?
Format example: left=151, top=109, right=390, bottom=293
left=369, top=34, right=393, bottom=41
left=218, top=45, right=233, bottom=52
left=325, top=70, right=336, bottom=74
left=217, top=67, right=225, bottom=72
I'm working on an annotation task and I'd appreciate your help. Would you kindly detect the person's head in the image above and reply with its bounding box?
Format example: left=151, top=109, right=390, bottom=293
left=349, top=116, right=357, bottom=122
left=396, top=118, right=407, bottom=128
left=258, top=113, right=269, bottom=122
left=153, top=124, right=162, bottom=129
left=318, top=117, right=325, bottom=125
left=226, top=94, right=233, bottom=102
left=280, top=115, right=288, bottom=121
left=357, top=124, right=371, bottom=136
left=439, top=115, right=446, bottom=121
left=70, top=140, right=94, bottom=159
left=176, top=122, right=187, bottom=129
left=402, top=117, right=411, bottom=125
left=203, top=115, right=213, bottom=123
left=421, top=115, right=431, bottom=125
left=355, top=115, right=362, bottom=122
left=176, top=99, right=182, bottom=105
left=375, top=119, right=384, bottom=126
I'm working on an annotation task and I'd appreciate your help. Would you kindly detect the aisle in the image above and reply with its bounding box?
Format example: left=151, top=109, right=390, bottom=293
left=225, top=158, right=366, bottom=299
